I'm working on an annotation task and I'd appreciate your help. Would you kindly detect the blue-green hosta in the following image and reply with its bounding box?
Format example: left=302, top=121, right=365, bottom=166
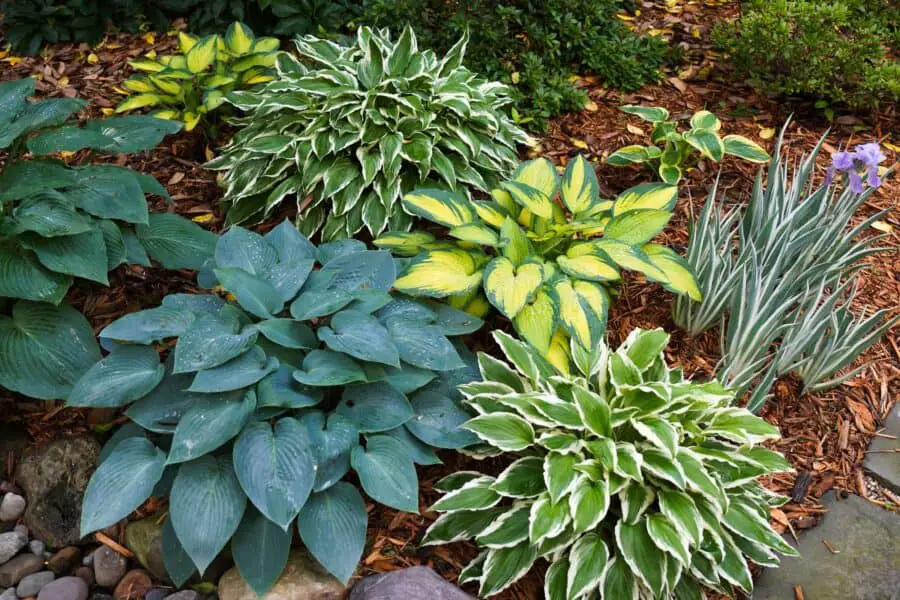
left=205, top=26, right=529, bottom=239
left=424, top=329, right=796, bottom=599
left=374, top=156, right=700, bottom=371
left=70, top=223, right=482, bottom=594
left=607, top=106, right=770, bottom=184
left=0, top=78, right=216, bottom=400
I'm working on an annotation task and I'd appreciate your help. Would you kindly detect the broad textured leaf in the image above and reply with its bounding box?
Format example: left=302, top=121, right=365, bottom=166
left=22, top=227, right=109, bottom=285
left=604, top=209, right=672, bottom=245
left=298, top=482, right=367, bottom=583
left=464, top=413, right=534, bottom=451
left=100, top=306, right=197, bottom=344
left=483, top=257, right=542, bottom=319
left=297, top=411, right=359, bottom=492
left=561, top=154, right=600, bottom=214
left=612, top=183, right=678, bottom=216
left=385, top=318, right=464, bottom=371
left=136, top=213, right=216, bottom=270
left=255, top=319, right=316, bottom=349
left=173, top=314, right=258, bottom=373
left=214, top=227, right=278, bottom=275
left=187, top=346, right=278, bottom=393
left=0, top=243, right=71, bottom=303
left=257, top=366, right=323, bottom=409
left=167, top=391, right=256, bottom=464
left=393, top=250, right=483, bottom=298
left=161, top=518, right=196, bottom=587
left=336, top=381, right=414, bottom=433
left=318, top=309, right=400, bottom=367
left=513, top=289, right=557, bottom=355
left=293, top=349, right=367, bottom=386
left=68, top=345, right=163, bottom=408
left=406, top=390, right=477, bottom=449
left=402, top=189, right=475, bottom=227
left=214, top=267, right=284, bottom=319
left=351, top=434, right=418, bottom=512
left=231, top=506, right=291, bottom=597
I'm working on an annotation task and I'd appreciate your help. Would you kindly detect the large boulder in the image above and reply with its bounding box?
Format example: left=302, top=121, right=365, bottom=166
left=218, top=550, right=346, bottom=600
left=349, top=567, right=474, bottom=600
left=15, top=436, right=100, bottom=548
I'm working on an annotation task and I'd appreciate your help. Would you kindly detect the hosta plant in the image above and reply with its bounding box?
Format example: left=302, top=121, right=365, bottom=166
left=374, top=156, right=700, bottom=369
left=70, top=223, right=483, bottom=594
left=0, top=78, right=216, bottom=400
left=116, top=22, right=280, bottom=131
left=206, top=26, right=529, bottom=239
left=607, top=106, right=770, bottom=184
left=424, top=328, right=797, bottom=599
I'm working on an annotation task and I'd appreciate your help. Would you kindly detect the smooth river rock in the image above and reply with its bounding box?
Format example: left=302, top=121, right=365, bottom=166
left=37, top=576, right=89, bottom=600
left=348, top=567, right=474, bottom=600
left=218, top=551, right=346, bottom=600
left=0, top=554, right=44, bottom=587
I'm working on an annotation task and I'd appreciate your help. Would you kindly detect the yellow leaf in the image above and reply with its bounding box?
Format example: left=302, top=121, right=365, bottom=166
left=571, top=138, right=589, bottom=150
left=143, top=33, right=155, bottom=45
left=2, top=56, right=23, bottom=66
left=626, top=123, right=645, bottom=136
left=57, top=76, right=69, bottom=87
left=59, top=151, right=75, bottom=159
left=883, top=142, right=900, bottom=153
left=101, top=108, right=115, bottom=116
left=585, top=101, right=599, bottom=112
left=871, top=220, right=893, bottom=233
left=511, top=71, right=520, bottom=84
left=192, top=213, right=216, bottom=224
left=0, top=51, right=7, bottom=59
left=225, top=293, right=237, bottom=303
left=759, top=127, right=776, bottom=140
left=145, top=49, right=157, bottom=59
left=616, top=12, right=635, bottom=21
left=692, top=27, right=701, bottom=38
left=87, top=52, right=99, bottom=64
left=112, top=86, right=129, bottom=95
left=204, top=146, right=215, bottom=161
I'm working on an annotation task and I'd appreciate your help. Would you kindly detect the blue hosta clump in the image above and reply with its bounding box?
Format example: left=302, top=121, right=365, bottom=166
left=69, top=222, right=483, bottom=594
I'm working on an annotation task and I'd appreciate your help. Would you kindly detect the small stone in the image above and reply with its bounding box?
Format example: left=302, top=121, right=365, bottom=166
left=163, top=593, right=199, bottom=600
left=73, top=566, right=94, bottom=588
left=36, top=576, right=89, bottom=600
left=10, top=528, right=25, bottom=540
left=48, top=548, right=82, bottom=576
left=93, top=546, right=127, bottom=588
left=0, top=532, right=28, bottom=564
left=0, top=588, right=15, bottom=600
left=0, top=555, right=44, bottom=587
left=142, top=589, right=168, bottom=600
left=82, top=550, right=94, bottom=567
left=113, top=569, right=152, bottom=600
left=348, top=567, right=474, bottom=600
left=16, top=571, right=54, bottom=597
left=25, top=543, right=41, bottom=559
left=0, top=496, right=25, bottom=523
left=218, top=550, right=346, bottom=600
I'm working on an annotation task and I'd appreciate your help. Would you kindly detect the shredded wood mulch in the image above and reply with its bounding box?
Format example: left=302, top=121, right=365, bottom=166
left=1, top=2, right=898, bottom=598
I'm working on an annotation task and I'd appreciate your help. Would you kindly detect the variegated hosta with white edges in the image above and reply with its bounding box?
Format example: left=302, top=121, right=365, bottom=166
left=206, top=25, right=528, bottom=239
left=375, top=155, right=700, bottom=372
left=423, top=328, right=797, bottom=599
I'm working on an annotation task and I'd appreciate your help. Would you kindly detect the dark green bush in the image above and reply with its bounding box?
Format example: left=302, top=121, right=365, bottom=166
left=359, top=0, right=667, bottom=129
left=712, top=0, right=899, bottom=109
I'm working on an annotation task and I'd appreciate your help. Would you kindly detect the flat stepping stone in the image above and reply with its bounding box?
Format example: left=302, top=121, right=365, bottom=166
left=753, top=491, right=900, bottom=599
left=863, top=403, right=900, bottom=494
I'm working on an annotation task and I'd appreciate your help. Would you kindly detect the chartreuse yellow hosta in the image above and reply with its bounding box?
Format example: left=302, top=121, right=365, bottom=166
left=608, top=106, right=770, bottom=184
left=116, top=22, right=279, bottom=131
left=376, top=156, right=700, bottom=369
left=423, top=328, right=797, bottom=599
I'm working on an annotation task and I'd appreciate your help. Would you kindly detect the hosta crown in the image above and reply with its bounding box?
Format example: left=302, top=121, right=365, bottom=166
left=68, top=223, right=483, bottom=595
left=425, top=328, right=796, bottom=599
left=375, top=156, right=700, bottom=369
left=206, top=25, right=529, bottom=239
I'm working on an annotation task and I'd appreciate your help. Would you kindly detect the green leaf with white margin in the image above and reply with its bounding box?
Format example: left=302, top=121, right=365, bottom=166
left=492, top=456, right=545, bottom=498
left=612, top=182, right=678, bottom=216
left=232, top=417, right=315, bottom=529
left=422, top=508, right=504, bottom=546
left=642, top=449, right=687, bottom=489
left=718, top=532, right=754, bottom=592
left=483, top=256, right=542, bottom=319
left=544, top=555, right=569, bottom=600
left=641, top=243, right=701, bottom=301
left=464, top=413, right=535, bottom=451
left=402, top=189, right=476, bottom=228
left=513, top=288, right=556, bottom=355
left=676, top=449, right=726, bottom=511
left=432, top=475, right=501, bottom=512
left=723, top=135, right=769, bottom=162
left=297, top=482, right=368, bottom=583
left=393, top=249, right=483, bottom=298
left=620, top=105, right=669, bottom=122
left=476, top=505, right=530, bottom=548
left=601, top=555, right=638, bottom=600
left=351, top=434, right=419, bottom=512
left=604, top=209, right=673, bottom=245
left=480, top=541, right=539, bottom=598
left=560, top=154, right=599, bottom=214
left=0, top=301, right=101, bottom=400
left=80, top=437, right=166, bottom=535
left=658, top=489, right=702, bottom=546
left=615, top=519, right=667, bottom=597
left=549, top=278, right=608, bottom=350
left=723, top=497, right=799, bottom=556
left=511, top=157, right=559, bottom=199
left=231, top=505, right=291, bottom=597
left=606, top=145, right=650, bottom=167
left=170, top=455, right=247, bottom=574
left=136, top=213, right=216, bottom=270
left=500, top=181, right=552, bottom=219
left=167, top=391, right=256, bottom=464
left=707, top=408, right=780, bottom=443
left=528, top=492, right=571, bottom=544
left=624, top=327, right=669, bottom=370
left=632, top=416, right=678, bottom=457
left=567, top=532, right=609, bottom=599
left=683, top=129, right=725, bottom=161
left=690, top=110, right=721, bottom=131
left=572, top=385, right=611, bottom=437
left=620, top=484, right=655, bottom=524
left=647, top=513, right=690, bottom=566
left=659, top=163, right=682, bottom=184
left=614, top=443, right=644, bottom=483
left=569, top=477, right=609, bottom=532
left=68, top=345, right=163, bottom=408
left=543, top=452, right=580, bottom=504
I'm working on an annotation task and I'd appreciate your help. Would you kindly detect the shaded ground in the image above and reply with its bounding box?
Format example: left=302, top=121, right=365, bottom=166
left=1, top=1, right=899, bottom=598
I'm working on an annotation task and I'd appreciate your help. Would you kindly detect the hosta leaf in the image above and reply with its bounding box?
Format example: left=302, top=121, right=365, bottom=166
left=560, top=154, right=600, bottom=214
left=476, top=505, right=530, bottom=549
left=591, top=239, right=667, bottom=281
left=68, top=345, right=163, bottom=408
left=569, top=477, right=610, bottom=533
left=480, top=542, right=539, bottom=598
left=513, top=289, right=556, bottom=355
left=297, top=411, right=358, bottom=492
left=511, top=157, right=559, bottom=199
left=545, top=556, right=569, bottom=600
left=683, top=129, right=725, bottom=162
left=464, top=413, right=534, bottom=451
left=620, top=484, right=655, bottom=524
left=293, top=349, right=367, bottom=386
left=620, top=105, right=669, bottom=122
left=402, top=189, right=475, bottom=228
left=422, top=508, right=504, bottom=546
left=632, top=416, right=678, bottom=457
left=407, top=390, right=478, bottom=449
left=556, top=248, right=620, bottom=282
left=214, top=226, right=278, bottom=275
left=232, top=506, right=291, bottom=597
left=543, top=451, right=580, bottom=503
left=0, top=243, right=71, bottom=304
left=567, top=532, right=609, bottom=599
left=723, top=498, right=798, bottom=556
left=393, top=250, right=483, bottom=298
left=658, top=489, right=702, bottom=546
left=572, top=385, right=611, bottom=437
left=647, top=513, right=690, bottom=566
left=483, top=256, right=543, bottom=319
left=493, top=456, right=545, bottom=498
left=22, top=227, right=109, bottom=285
left=100, top=306, right=197, bottom=344
left=723, top=134, right=769, bottom=162
left=214, top=267, right=284, bottom=319
left=431, top=475, right=501, bottom=512
left=690, top=110, right=721, bottom=131
left=187, top=346, right=278, bottom=393
left=351, top=434, right=418, bottom=512
left=318, top=309, right=400, bottom=367
left=161, top=518, right=196, bottom=587
left=65, top=165, right=148, bottom=224
left=718, top=533, right=753, bottom=592
left=604, top=209, right=672, bottom=246
left=255, top=319, right=316, bottom=349
left=257, top=366, right=322, bottom=409
left=501, top=180, right=552, bottom=219
left=550, top=278, right=608, bottom=350
left=167, top=391, right=256, bottom=464
left=136, top=213, right=216, bottom=270
left=601, top=555, right=638, bottom=600
left=173, top=314, right=258, bottom=373
left=613, top=182, right=678, bottom=216
left=385, top=318, right=464, bottom=371
left=615, top=519, right=667, bottom=597
left=528, top=493, right=570, bottom=544
left=606, top=145, right=650, bottom=167
left=642, top=449, right=687, bottom=489
left=336, top=382, right=413, bottom=433
left=298, top=482, right=368, bottom=583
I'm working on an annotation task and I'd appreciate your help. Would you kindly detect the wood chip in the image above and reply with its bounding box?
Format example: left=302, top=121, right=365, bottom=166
left=94, top=532, right=134, bottom=558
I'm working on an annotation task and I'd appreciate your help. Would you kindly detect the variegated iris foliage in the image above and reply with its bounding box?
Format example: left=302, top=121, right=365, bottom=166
left=673, top=125, right=897, bottom=411
left=424, top=329, right=796, bottom=599
left=375, top=156, right=700, bottom=370
left=206, top=26, right=528, bottom=239
left=607, top=106, right=770, bottom=184
left=116, top=22, right=280, bottom=131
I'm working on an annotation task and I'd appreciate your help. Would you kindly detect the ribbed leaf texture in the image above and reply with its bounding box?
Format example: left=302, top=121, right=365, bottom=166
left=424, top=328, right=796, bottom=599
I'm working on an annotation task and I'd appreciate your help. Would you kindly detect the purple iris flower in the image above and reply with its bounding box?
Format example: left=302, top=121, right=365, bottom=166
left=855, top=142, right=886, bottom=167
left=826, top=142, right=885, bottom=192
left=848, top=170, right=865, bottom=194
left=832, top=151, right=854, bottom=170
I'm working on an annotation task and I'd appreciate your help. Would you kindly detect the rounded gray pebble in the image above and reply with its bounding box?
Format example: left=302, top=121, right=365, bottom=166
left=0, top=532, right=27, bottom=565
left=0, top=496, right=24, bottom=523
left=0, top=588, right=14, bottom=600
left=164, top=592, right=200, bottom=600
left=143, top=589, right=168, bottom=600
left=92, top=546, right=127, bottom=588
left=37, top=576, right=89, bottom=600
left=27, top=541, right=43, bottom=557
left=10, top=527, right=25, bottom=539
left=16, top=570, right=54, bottom=597
left=81, top=550, right=93, bottom=567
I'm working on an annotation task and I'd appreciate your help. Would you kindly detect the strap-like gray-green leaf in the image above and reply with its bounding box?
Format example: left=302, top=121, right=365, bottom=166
left=351, top=434, right=418, bottom=512
left=232, top=505, right=292, bottom=596
left=67, top=345, right=163, bottom=407
left=297, top=482, right=367, bottom=583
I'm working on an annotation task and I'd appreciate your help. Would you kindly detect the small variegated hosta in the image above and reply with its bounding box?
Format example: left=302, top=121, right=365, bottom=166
left=423, top=328, right=797, bottom=599
left=206, top=25, right=528, bottom=239
left=375, top=156, right=700, bottom=371
left=607, top=106, right=770, bottom=184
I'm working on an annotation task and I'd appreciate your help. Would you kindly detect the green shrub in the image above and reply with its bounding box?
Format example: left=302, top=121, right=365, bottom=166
left=0, top=78, right=216, bottom=400
left=712, top=0, right=899, bottom=108
left=207, top=26, right=528, bottom=239
left=424, top=328, right=796, bottom=599
left=70, top=224, right=483, bottom=593
left=374, top=156, right=699, bottom=370
left=359, top=0, right=667, bottom=129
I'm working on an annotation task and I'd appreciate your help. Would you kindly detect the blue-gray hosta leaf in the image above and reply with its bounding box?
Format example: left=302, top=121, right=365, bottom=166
left=80, top=437, right=166, bottom=535
left=335, top=381, right=413, bottom=433
left=297, top=482, right=367, bottom=583
left=0, top=241, right=72, bottom=304
left=381, top=363, right=436, bottom=394
left=214, top=267, right=284, bottom=319
left=262, top=259, right=315, bottom=303
left=233, top=418, right=316, bottom=529
left=257, top=366, right=323, bottom=409
left=9, top=194, right=92, bottom=237
left=136, top=213, right=216, bottom=270
left=351, top=434, right=418, bottom=512
left=255, top=319, right=316, bottom=349
left=188, top=346, right=278, bottom=393
left=292, top=349, right=367, bottom=387
left=161, top=517, right=196, bottom=587
left=0, top=301, right=101, bottom=400
left=264, top=220, right=317, bottom=263
left=231, top=505, right=292, bottom=597
left=126, top=355, right=198, bottom=434
left=100, top=305, right=197, bottom=344
left=173, top=314, right=258, bottom=373
left=296, top=411, right=359, bottom=492
left=318, top=309, right=400, bottom=367
left=480, top=541, right=539, bottom=597
left=66, top=165, right=148, bottom=224
left=386, top=319, right=464, bottom=371
left=428, top=301, right=484, bottom=335
left=167, top=390, right=256, bottom=464
left=381, top=426, right=442, bottom=465
left=406, top=390, right=478, bottom=449
left=290, top=288, right=354, bottom=320
left=316, top=249, right=396, bottom=292
left=170, top=455, right=247, bottom=574
left=214, top=226, right=278, bottom=275
left=21, top=226, right=109, bottom=284
left=315, top=240, right=367, bottom=265
left=68, top=345, right=164, bottom=408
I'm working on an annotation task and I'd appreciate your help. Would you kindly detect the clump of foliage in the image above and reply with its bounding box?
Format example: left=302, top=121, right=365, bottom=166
left=607, top=106, right=770, bottom=184
left=359, top=0, right=667, bottom=129
left=71, top=223, right=483, bottom=594
left=0, top=78, right=216, bottom=400
left=424, top=328, right=796, bottom=599
left=116, top=22, right=280, bottom=132
left=207, top=26, right=528, bottom=239
left=375, top=156, right=700, bottom=370
left=258, top=0, right=360, bottom=36
left=673, top=124, right=896, bottom=411
left=712, top=0, right=899, bottom=109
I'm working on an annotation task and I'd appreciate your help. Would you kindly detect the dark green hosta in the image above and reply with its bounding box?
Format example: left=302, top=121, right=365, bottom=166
left=424, top=329, right=796, bottom=599
left=71, top=223, right=482, bottom=594
left=0, top=78, right=216, bottom=400
left=206, top=25, right=528, bottom=239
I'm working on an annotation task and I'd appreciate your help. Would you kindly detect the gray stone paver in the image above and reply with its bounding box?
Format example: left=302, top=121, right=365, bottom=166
left=863, top=403, right=900, bottom=494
